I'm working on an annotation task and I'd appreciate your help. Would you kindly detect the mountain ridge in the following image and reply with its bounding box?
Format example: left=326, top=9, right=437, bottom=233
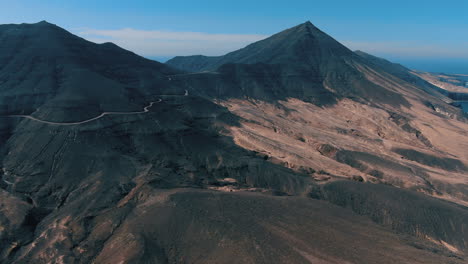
left=0, top=21, right=467, bottom=263
left=167, top=21, right=414, bottom=108
left=166, top=21, right=354, bottom=72
left=0, top=21, right=180, bottom=122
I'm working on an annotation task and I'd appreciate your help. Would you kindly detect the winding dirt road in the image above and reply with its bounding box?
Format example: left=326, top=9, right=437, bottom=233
left=3, top=89, right=191, bottom=126
left=166, top=71, right=220, bottom=81
left=5, top=99, right=162, bottom=126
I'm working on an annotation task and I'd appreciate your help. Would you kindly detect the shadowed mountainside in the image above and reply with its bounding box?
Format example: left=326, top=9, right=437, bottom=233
left=167, top=21, right=353, bottom=72
left=0, top=21, right=181, bottom=122
left=167, top=22, right=467, bottom=204
left=0, top=21, right=467, bottom=263
left=167, top=22, right=410, bottom=107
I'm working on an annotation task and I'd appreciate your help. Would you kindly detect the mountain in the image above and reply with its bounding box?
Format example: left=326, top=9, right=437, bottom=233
left=0, top=21, right=467, bottom=263
left=167, top=22, right=409, bottom=107
left=0, top=21, right=180, bottom=122
left=169, top=21, right=468, bottom=256
left=168, top=21, right=352, bottom=71
left=354, top=50, right=435, bottom=87
left=355, top=51, right=468, bottom=112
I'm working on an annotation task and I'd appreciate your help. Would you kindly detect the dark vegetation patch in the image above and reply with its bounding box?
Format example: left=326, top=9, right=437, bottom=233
left=431, top=182, right=468, bottom=203
left=333, top=150, right=437, bottom=192
left=388, top=113, right=433, bottom=148
left=369, top=169, right=384, bottom=179
left=318, top=181, right=468, bottom=252
left=402, top=124, right=433, bottom=148
left=335, top=150, right=368, bottom=171
left=336, top=150, right=422, bottom=175
left=318, top=170, right=331, bottom=176
left=318, top=145, right=432, bottom=184
left=352, top=175, right=364, bottom=182
left=316, top=144, right=338, bottom=157
left=297, top=166, right=316, bottom=174
left=394, top=148, right=467, bottom=172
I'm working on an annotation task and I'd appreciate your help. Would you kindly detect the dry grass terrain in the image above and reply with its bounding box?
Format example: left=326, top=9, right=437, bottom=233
left=221, top=63, right=468, bottom=206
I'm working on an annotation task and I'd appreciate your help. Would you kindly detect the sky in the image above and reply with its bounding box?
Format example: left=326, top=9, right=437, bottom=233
left=1, top=0, right=468, bottom=73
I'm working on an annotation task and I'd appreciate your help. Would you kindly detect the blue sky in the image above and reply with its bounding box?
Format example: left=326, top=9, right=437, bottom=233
left=2, top=0, right=468, bottom=72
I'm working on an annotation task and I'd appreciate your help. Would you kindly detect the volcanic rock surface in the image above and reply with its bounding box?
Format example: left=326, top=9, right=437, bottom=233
left=0, top=21, right=467, bottom=263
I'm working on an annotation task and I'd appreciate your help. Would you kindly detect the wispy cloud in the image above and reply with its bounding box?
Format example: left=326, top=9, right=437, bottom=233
left=343, top=40, right=468, bottom=59
left=77, top=28, right=268, bottom=57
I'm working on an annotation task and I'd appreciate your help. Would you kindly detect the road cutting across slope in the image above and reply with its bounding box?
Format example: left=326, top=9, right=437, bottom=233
left=166, top=71, right=220, bottom=81
left=5, top=99, right=162, bottom=126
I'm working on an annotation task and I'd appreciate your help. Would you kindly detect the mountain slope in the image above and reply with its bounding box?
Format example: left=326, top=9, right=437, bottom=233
left=0, top=21, right=179, bottom=122
left=167, top=22, right=410, bottom=107
left=354, top=51, right=436, bottom=88
left=412, top=71, right=468, bottom=101
left=168, top=22, right=468, bottom=222
left=0, top=21, right=467, bottom=263
left=167, top=21, right=352, bottom=72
